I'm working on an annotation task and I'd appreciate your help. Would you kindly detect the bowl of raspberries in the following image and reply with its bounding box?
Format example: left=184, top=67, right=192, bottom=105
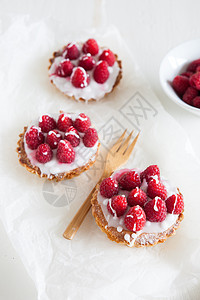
left=159, top=39, right=200, bottom=115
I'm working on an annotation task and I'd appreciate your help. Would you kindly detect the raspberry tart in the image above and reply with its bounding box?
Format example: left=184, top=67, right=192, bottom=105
left=17, top=112, right=100, bottom=181
left=48, top=38, right=122, bottom=102
left=91, top=165, right=184, bottom=247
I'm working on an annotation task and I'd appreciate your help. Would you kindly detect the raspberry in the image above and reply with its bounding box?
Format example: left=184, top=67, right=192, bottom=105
left=46, top=130, right=62, bottom=149
left=64, top=126, right=80, bottom=147
left=79, top=54, right=95, bottom=71
left=100, top=177, right=119, bottom=198
left=35, top=143, right=53, bottom=164
left=82, top=38, right=99, bottom=56
left=186, top=58, right=200, bottom=72
left=144, top=197, right=167, bottom=222
left=74, top=113, right=91, bottom=133
left=192, top=96, right=200, bottom=108
left=172, top=75, right=190, bottom=96
left=56, top=140, right=75, bottom=163
left=140, top=165, right=160, bottom=183
left=107, top=195, right=127, bottom=217
left=180, top=71, right=193, bottom=78
left=189, top=72, right=200, bottom=90
left=118, top=171, right=141, bottom=191
left=64, top=43, right=80, bottom=60
left=71, top=67, right=90, bottom=88
left=56, top=59, right=74, bottom=77
left=124, top=206, right=146, bottom=232
left=39, top=115, right=57, bottom=133
left=166, top=194, right=184, bottom=214
left=99, top=49, right=116, bottom=66
left=182, top=87, right=198, bottom=105
left=127, top=187, right=147, bottom=207
left=147, top=178, right=167, bottom=200
left=93, top=61, right=109, bottom=84
left=57, top=113, right=73, bottom=132
left=25, top=126, right=44, bottom=150
left=196, top=66, right=200, bottom=72
left=82, top=128, right=98, bottom=147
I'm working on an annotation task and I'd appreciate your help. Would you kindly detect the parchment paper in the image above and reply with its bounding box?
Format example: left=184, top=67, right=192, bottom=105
left=0, top=15, right=200, bottom=300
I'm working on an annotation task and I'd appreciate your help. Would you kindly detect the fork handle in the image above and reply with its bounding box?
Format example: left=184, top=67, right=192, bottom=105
left=63, top=184, right=98, bottom=240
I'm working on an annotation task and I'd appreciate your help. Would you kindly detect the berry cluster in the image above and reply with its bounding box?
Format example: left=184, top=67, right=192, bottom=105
left=25, top=113, right=98, bottom=164
left=55, top=38, right=116, bottom=88
left=99, top=165, right=184, bottom=232
left=172, top=58, right=200, bottom=108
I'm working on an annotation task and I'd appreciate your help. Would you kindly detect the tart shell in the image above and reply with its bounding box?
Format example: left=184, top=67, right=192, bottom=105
left=16, top=127, right=100, bottom=182
left=48, top=49, right=122, bottom=102
left=91, top=184, right=184, bottom=248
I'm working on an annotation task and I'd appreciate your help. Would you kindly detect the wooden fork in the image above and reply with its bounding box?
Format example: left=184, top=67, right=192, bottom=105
left=63, top=130, right=140, bottom=240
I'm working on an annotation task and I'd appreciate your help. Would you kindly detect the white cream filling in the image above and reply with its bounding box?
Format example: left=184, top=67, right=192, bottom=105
left=24, top=113, right=99, bottom=177
left=48, top=46, right=120, bottom=101
left=97, top=168, right=179, bottom=245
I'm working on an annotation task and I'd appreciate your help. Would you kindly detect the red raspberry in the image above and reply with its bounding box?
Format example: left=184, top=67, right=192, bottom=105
left=172, top=75, right=190, bottom=96
left=144, top=197, right=167, bottom=222
left=140, top=165, right=160, bottom=183
left=189, top=72, right=200, bottom=90
left=147, top=178, right=167, bottom=200
left=118, top=171, right=141, bottom=191
left=82, top=38, right=99, bottom=56
left=64, top=126, right=80, bottom=147
left=124, top=205, right=146, bottom=232
left=79, top=54, right=95, bottom=71
left=99, top=49, right=116, bottom=66
left=107, top=195, right=127, bottom=217
left=25, top=126, right=44, bottom=150
left=64, top=43, right=80, bottom=60
left=35, top=143, right=53, bottom=164
left=182, top=87, right=198, bottom=105
left=71, top=67, right=90, bottom=88
left=83, top=128, right=98, bottom=147
left=196, top=66, right=200, bottom=72
left=186, top=58, right=200, bottom=72
left=93, top=61, right=109, bottom=84
left=56, top=59, right=74, bottom=77
left=46, top=130, right=62, bottom=149
left=166, top=194, right=184, bottom=214
left=127, top=187, right=147, bottom=207
left=192, top=96, right=200, bottom=108
left=100, top=177, right=119, bottom=198
left=180, top=71, right=193, bottom=78
left=56, top=140, right=75, bottom=163
left=39, top=115, right=56, bottom=133
left=57, top=113, right=73, bottom=132
left=74, top=113, right=91, bottom=133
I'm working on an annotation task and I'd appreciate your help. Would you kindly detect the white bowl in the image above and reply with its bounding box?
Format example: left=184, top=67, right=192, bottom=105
left=159, top=39, right=200, bottom=116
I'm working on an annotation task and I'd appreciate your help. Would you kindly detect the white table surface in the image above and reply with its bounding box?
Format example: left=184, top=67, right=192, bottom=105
left=1, top=0, right=200, bottom=299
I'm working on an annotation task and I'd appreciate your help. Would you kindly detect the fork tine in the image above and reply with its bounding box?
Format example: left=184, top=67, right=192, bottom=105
left=118, top=130, right=133, bottom=154
left=110, top=129, right=127, bottom=153
left=124, top=132, right=140, bottom=158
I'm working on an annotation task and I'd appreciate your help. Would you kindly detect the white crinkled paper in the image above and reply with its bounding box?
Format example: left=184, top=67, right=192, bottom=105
left=0, top=16, right=200, bottom=300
